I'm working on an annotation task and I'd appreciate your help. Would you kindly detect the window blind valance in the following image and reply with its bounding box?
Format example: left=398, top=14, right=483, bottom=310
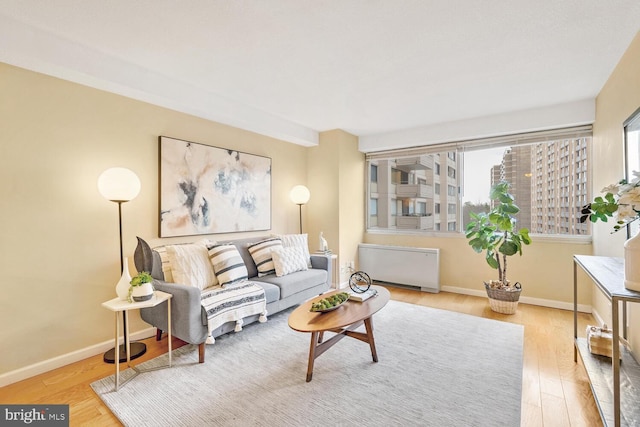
left=365, top=125, right=592, bottom=160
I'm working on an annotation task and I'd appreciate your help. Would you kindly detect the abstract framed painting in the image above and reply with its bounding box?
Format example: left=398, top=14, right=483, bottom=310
left=159, top=136, right=272, bottom=237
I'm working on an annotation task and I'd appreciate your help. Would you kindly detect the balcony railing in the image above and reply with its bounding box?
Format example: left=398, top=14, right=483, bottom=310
left=396, top=184, right=433, bottom=198
left=396, top=214, right=434, bottom=230
left=395, top=156, right=434, bottom=171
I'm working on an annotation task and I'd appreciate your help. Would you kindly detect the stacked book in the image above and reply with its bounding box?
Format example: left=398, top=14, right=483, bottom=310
left=347, top=288, right=377, bottom=302
left=586, top=324, right=620, bottom=358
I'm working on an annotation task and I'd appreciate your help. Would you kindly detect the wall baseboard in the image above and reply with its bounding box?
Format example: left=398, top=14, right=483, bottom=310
left=0, top=327, right=155, bottom=388
left=441, top=285, right=592, bottom=313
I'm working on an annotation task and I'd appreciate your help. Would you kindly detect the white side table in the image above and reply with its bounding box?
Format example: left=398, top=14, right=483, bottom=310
left=315, top=252, right=339, bottom=289
left=102, top=291, right=172, bottom=391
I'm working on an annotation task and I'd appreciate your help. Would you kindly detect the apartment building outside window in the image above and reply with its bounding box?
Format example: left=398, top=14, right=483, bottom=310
left=365, top=126, right=592, bottom=236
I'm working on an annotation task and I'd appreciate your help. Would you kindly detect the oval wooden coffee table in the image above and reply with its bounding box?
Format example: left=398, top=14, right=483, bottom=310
left=288, top=285, right=390, bottom=382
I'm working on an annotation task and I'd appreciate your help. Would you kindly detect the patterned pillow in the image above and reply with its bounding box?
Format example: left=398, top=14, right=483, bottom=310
left=271, top=246, right=309, bottom=277
left=247, top=238, right=283, bottom=277
left=154, top=246, right=174, bottom=282
left=154, top=239, right=213, bottom=284
left=166, top=243, right=217, bottom=290
left=208, top=244, right=249, bottom=286
left=278, top=234, right=311, bottom=267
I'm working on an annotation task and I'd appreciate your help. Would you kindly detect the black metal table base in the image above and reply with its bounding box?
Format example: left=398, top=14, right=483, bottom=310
left=103, top=342, right=147, bottom=364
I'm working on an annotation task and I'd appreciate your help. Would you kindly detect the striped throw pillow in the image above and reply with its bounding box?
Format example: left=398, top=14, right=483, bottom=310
left=208, top=244, right=248, bottom=286
left=247, top=238, right=283, bottom=277
left=154, top=246, right=174, bottom=282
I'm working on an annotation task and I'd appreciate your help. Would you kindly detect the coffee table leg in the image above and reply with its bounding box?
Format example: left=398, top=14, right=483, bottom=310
left=307, top=331, right=319, bottom=382
left=364, top=317, right=378, bottom=363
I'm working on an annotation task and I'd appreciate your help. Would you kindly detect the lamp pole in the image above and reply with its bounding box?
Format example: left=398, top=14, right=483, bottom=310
left=98, top=167, right=146, bottom=364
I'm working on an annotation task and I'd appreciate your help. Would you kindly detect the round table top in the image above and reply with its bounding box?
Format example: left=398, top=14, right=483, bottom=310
left=288, top=285, right=390, bottom=333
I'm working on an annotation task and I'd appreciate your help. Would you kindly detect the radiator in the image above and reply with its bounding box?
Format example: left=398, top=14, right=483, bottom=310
left=358, top=243, right=440, bottom=293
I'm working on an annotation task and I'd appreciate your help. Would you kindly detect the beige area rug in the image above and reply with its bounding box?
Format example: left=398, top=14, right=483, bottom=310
left=91, top=300, right=523, bottom=426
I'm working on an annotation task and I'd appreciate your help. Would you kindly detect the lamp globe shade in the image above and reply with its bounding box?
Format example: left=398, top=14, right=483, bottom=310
left=98, top=167, right=141, bottom=202
left=290, top=185, right=310, bottom=205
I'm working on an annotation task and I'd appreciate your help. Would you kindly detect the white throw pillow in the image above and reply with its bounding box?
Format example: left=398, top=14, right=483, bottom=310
left=247, top=238, right=283, bottom=277
left=272, top=246, right=309, bottom=277
left=278, top=234, right=311, bottom=267
left=208, top=244, right=249, bottom=286
left=166, top=243, right=217, bottom=290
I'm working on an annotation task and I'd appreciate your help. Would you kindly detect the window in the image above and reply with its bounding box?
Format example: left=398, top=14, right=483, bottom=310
left=365, top=126, right=592, bottom=236
left=369, top=199, right=378, bottom=227
left=371, top=164, right=378, bottom=183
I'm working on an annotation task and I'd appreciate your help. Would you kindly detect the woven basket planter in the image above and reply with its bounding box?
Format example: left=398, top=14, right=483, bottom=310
left=484, top=282, right=522, bottom=315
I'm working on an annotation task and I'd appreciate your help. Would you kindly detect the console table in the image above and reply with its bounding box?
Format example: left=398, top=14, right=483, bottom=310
left=573, top=255, right=640, bottom=427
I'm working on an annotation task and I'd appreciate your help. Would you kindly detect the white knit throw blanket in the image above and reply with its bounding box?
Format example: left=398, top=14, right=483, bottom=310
left=201, top=281, right=267, bottom=344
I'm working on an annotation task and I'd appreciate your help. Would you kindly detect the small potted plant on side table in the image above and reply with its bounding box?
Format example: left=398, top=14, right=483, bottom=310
left=465, top=181, right=532, bottom=314
left=129, top=271, right=154, bottom=302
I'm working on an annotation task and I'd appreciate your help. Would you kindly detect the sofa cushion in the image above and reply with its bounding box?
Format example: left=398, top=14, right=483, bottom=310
left=257, top=269, right=328, bottom=299
left=251, top=281, right=280, bottom=304
left=247, top=238, right=283, bottom=277
left=208, top=244, right=249, bottom=286
left=166, top=243, right=217, bottom=290
left=272, top=246, right=308, bottom=277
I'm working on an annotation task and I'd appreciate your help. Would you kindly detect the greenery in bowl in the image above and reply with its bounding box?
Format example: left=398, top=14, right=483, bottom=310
left=130, top=271, right=153, bottom=287
left=464, top=181, right=532, bottom=289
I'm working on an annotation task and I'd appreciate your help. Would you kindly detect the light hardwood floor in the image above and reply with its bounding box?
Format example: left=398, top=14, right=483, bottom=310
left=0, top=286, right=602, bottom=426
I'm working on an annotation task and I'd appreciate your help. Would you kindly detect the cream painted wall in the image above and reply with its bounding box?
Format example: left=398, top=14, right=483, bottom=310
left=337, top=131, right=365, bottom=283
left=592, top=31, right=640, bottom=351
left=307, top=130, right=365, bottom=284
left=363, top=234, right=593, bottom=306
left=0, top=63, right=310, bottom=375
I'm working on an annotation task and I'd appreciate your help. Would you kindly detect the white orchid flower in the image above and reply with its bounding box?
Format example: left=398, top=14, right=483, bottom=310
left=617, top=204, right=637, bottom=221
left=619, top=187, right=640, bottom=204
left=602, top=184, right=620, bottom=194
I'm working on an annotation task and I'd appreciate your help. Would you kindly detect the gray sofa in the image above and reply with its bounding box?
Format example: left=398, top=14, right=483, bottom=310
left=133, top=236, right=331, bottom=362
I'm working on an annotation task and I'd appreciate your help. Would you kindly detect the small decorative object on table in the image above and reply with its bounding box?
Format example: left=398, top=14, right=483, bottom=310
left=310, top=292, right=350, bottom=312
left=348, top=271, right=377, bottom=302
left=580, top=171, right=640, bottom=291
left=349, top=271, right=372, bottom=293
left=586, top=324, right=622, bottom=359
left=129, top=271, right=154, bottom=302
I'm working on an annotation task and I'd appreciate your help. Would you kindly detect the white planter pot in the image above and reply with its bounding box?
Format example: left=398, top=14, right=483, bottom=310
left=624, top=230, right=640, bottom=292
left=131, top=282, right=154, bottom=302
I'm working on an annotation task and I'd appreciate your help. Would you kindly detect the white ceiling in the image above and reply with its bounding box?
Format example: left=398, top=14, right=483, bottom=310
left=1, top=1, right=639, bottom=150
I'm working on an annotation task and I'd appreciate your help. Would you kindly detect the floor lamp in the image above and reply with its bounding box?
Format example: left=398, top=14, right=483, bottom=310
left=98, top=167, right=147, bottom=363
left=290, top=185, right=310, bottom=233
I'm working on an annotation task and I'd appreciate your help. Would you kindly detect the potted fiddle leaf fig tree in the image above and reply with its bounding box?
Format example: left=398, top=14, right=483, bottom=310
left=129, top=271, right=154, bottom=302
left=465, top=181, right=532, bottom=314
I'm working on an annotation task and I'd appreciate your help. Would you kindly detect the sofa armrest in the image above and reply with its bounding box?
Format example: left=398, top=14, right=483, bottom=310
left=310, top=254, right=328, bottom=270
left=310, top=254, right=331, bottom=288
left=140, top=280, right=208, bottom=345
